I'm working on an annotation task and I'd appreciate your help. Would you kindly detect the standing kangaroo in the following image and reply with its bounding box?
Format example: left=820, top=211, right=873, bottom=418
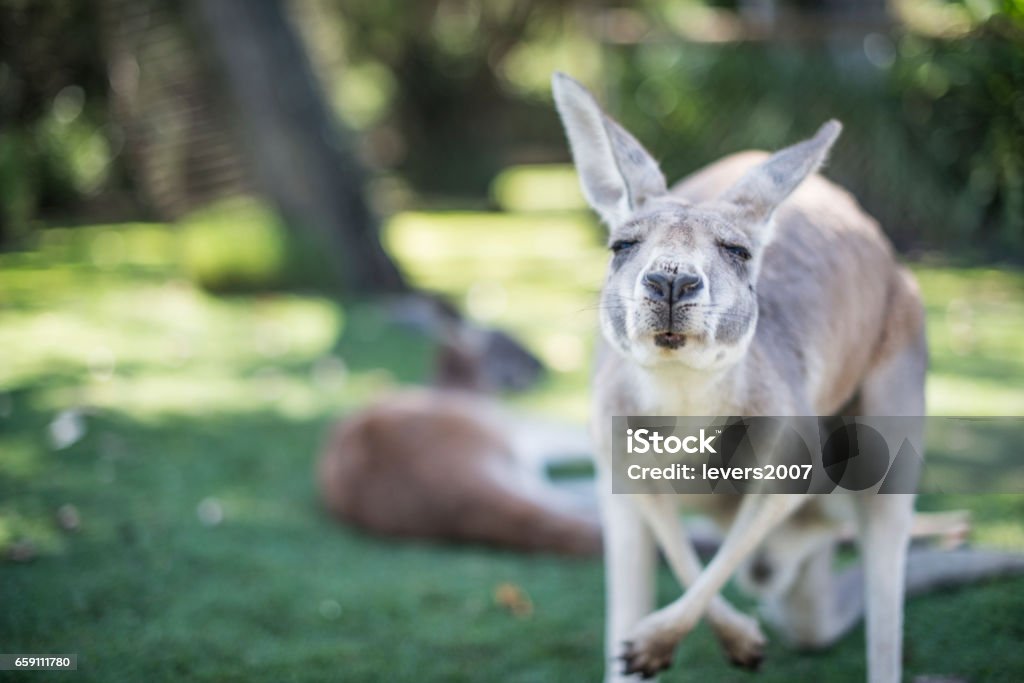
left=553, top=73, right=928, bottom=682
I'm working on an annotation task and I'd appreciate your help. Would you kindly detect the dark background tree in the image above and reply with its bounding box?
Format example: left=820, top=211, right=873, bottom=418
left=193, top=0, right=406, bottom=295
left=326, top=0, right=578, bottom=196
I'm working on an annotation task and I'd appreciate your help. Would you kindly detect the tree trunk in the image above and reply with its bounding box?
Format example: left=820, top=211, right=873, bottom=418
left=193, top=0, right=407, bottom=295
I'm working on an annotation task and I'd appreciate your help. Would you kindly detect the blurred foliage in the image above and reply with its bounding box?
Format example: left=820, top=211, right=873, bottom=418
left=180, top=200, right=291, bottom=294
left=307, top=0, right=595, bottom=196
left=0, top=85, right=119, bottom=242
left=179, top=198, right=340, bottom=294
left=600, top=13, right=1024, bottom=257
left=893, top=17, right=1024, bottom=251
left=2, top=0, right=1023, bottom=263
left=490, top=165, right=586, bottom=213
left=0, top=1, right=128, bottom=242
left=310, top=0, right=1024, bottom=259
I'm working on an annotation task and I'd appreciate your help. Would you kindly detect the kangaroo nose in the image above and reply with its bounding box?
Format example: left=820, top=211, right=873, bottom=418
left=644, top=271, right=703, bottom=303
left=643, top=272, right=672, bottom=302
left=672, top=273, right=703, bottom=301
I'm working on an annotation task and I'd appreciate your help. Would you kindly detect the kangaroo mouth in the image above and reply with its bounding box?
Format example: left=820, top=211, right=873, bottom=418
left=653, top=332, right=686, bottom=349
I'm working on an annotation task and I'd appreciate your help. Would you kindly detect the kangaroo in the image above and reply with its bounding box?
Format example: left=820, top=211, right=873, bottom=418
left=316, top=323, right=601, bottom=556
left=551, top=72, right=1024, bottom=682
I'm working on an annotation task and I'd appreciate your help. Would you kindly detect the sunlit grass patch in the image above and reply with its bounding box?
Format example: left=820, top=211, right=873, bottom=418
left=911, top=264, right=1024, bottom=415
left=1, top=281, right=348, bottom=418
left=33, top=222, right=180, bottom=272
left=491, top=164, right=586, bottom=213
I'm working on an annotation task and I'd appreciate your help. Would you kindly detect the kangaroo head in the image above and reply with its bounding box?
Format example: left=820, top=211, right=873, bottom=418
left=434, top=324, right=544, bottom=393
left=552, top=72, right=841, bottom=370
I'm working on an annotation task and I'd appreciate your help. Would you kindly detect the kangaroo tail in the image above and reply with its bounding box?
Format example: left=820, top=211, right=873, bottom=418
left=906, top=547, right=1024, bottom=597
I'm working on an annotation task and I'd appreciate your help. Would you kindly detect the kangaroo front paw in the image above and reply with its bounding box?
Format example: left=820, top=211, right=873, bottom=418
left=619, top=640, right=674, bottom=679
left=619, top=616, right=688, bottom=679
left=713, top=612, right=767, bottom=670
left=719, top=625, right=766, bottom=670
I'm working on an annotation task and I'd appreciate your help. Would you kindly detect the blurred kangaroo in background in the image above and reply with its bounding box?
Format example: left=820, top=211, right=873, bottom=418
left=552, top=72, right=1024, bottom=682
left=317, top=303, right=602, bottom=555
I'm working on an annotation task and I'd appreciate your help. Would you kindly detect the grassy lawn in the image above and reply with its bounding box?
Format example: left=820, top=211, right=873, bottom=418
left=2, top=205, right=1024, bottom=682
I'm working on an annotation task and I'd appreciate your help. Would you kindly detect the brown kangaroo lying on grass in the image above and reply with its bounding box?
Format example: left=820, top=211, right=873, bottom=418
left=550, top=72, right=1024, bottom=682
left=317, top=314, right=602, bottom=555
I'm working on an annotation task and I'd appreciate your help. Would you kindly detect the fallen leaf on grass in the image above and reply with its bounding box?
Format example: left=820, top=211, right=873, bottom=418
left=494, top=582, right=533, bottom=618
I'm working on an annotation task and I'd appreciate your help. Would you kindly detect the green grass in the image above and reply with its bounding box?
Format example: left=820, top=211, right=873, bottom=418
left=2, top=206, right=1024, bottom=682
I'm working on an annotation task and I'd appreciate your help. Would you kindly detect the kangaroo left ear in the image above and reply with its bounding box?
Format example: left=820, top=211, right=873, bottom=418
left=721, top=120, right=842, bottom=230
left=552, top=72, right=667, bottom=227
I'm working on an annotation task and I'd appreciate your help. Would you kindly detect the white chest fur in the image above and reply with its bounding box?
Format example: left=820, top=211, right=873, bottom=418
left=636, top=364, right=743, bottom=417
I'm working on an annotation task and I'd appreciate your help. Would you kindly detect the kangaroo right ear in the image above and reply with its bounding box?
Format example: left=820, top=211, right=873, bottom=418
left=552, top=72, right=667, bottom=226
left=720, top=120, right=842, bottom=231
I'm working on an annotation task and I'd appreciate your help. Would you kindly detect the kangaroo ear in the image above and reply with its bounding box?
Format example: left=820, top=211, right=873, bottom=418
left=721, top=120, right=842, bottom=230
left=552, top=72, right=667, bottom=226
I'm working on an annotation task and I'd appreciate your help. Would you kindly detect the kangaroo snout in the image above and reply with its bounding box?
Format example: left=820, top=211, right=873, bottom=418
left=643, top=270, right=704, bottom=305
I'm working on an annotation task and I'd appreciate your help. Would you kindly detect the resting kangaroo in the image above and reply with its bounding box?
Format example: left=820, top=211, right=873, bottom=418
left=317, top=321, right=601, bottom=556
left=552, top=72, right=946, bottom=682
